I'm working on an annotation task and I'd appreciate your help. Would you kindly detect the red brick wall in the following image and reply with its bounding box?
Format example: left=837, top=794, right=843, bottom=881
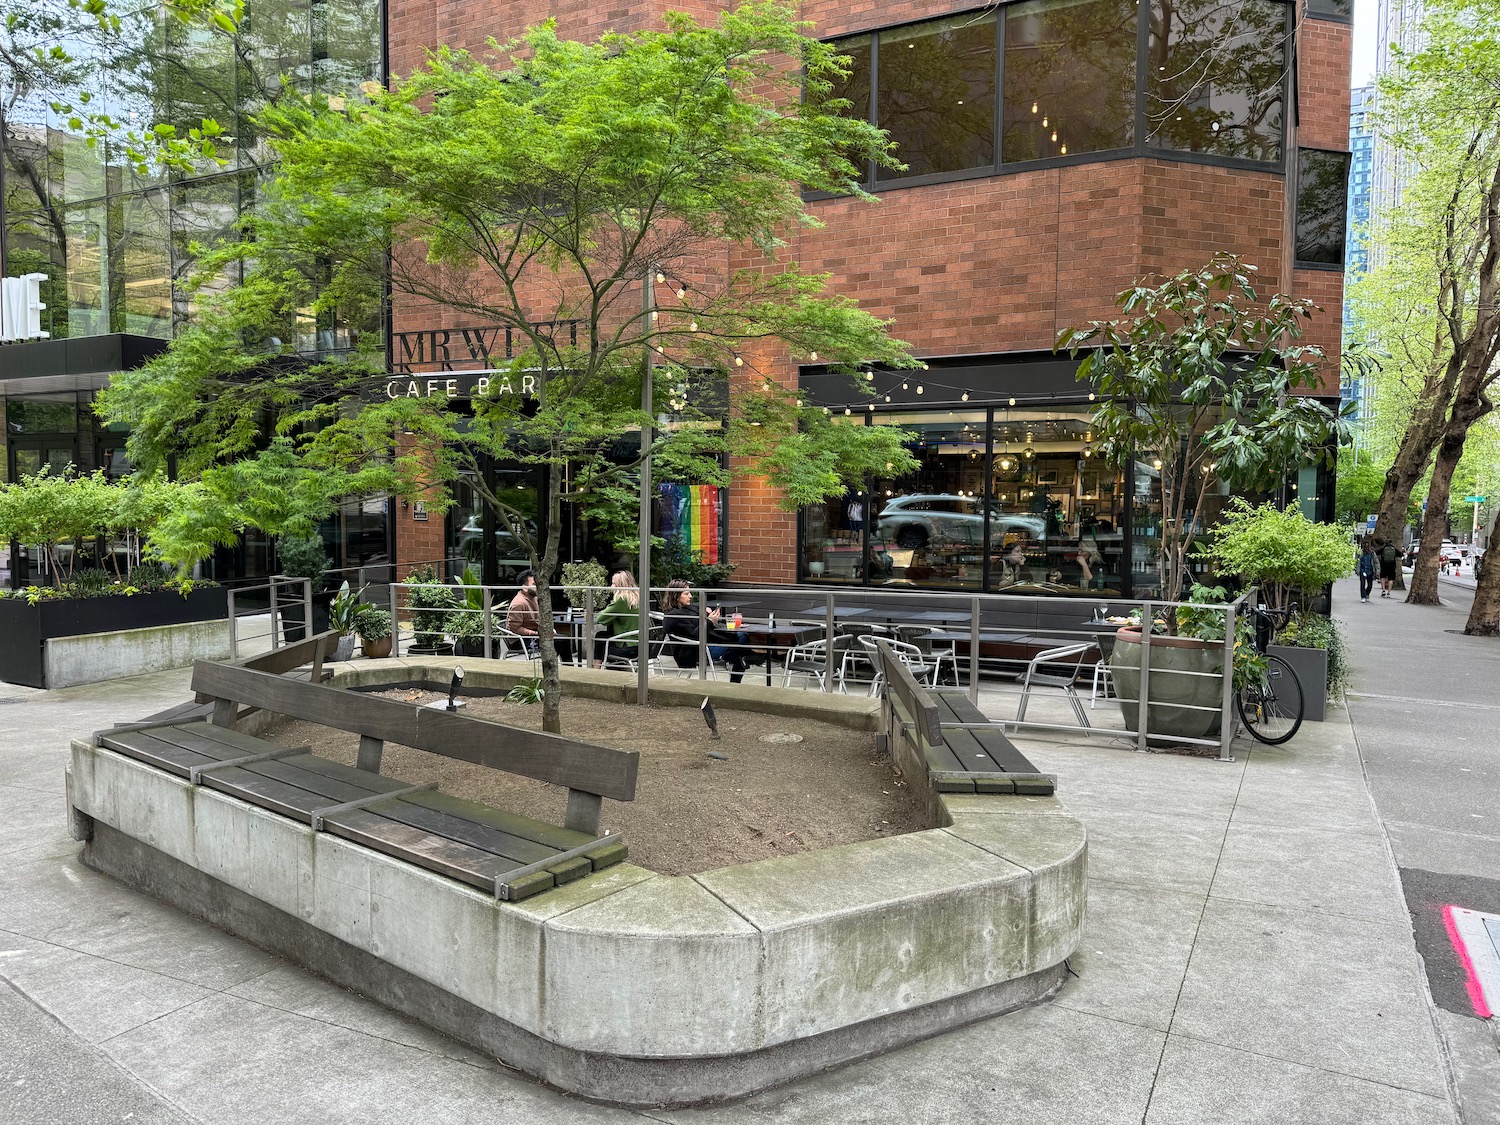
left=1293, top=267, right=1346, bottom=395
left=384, top=0, right=1351, bottom=585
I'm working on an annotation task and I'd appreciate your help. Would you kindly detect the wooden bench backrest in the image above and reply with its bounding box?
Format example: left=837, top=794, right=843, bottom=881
left=191, top=660, right=638, bottom=802
left=238, top=630, right=341, bottom=677
left=873, top=639, right=942, bottom=752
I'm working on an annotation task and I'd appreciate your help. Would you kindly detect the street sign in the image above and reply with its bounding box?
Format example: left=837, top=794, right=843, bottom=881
left=1463, top=495, right=1487, bottom=503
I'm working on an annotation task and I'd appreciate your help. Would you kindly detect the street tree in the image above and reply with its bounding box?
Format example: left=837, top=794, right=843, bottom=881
left=1057, top=254, right=1349, bottom=621
left=1352, top=0, right=1500, bottom=618
left=96, top=2, right=921, bottom=731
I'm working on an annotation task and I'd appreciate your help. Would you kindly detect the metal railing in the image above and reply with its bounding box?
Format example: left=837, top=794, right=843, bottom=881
left=226, top=575, right=1248, bottom=760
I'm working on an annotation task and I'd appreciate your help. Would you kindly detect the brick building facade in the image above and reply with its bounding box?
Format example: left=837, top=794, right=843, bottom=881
left=383, top=0, right=1352, bottom=598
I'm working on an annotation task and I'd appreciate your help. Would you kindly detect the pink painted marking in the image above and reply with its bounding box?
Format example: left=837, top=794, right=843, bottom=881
left=1442, top=904, right=1494, bottom=1020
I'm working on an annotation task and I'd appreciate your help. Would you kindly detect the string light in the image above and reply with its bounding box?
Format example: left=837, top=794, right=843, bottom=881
left=961, top=391, right=969, bottom=401
left=676, top=287, right=686, bottom=299
left=902, top=381, right=909, bottom=390
left=916, top=385, right=924, bottom=395
left=810, top=351, right=818, bottom=360
left=1060, top=145, right=1068, bottom=155
left=1031, top=101, right=1038, bottom=113
left=866, top=371, right=874, bottom=380
left=734, top=355, right=743, bottom=366
left=1042, top=116, right=1049, bottom=128
left=656, top=272, right=665, bottom=283
left=1008, top=396, right=1016, bottom=406
left=844, top=406, right=852, bottom=415
left=689, top=320, right=698, bottom=332
left=1051, top=130, right=1058, bottom=143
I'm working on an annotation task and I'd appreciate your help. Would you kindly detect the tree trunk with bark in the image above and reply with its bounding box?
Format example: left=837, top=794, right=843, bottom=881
left=1465, top=542, right=1500, bottom=634
left=1405, top=435, right=1461, bottom=603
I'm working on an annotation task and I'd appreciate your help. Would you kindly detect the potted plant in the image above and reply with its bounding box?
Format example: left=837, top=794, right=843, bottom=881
left=1109, top=584, right=1237, bottom=743
left=1269, top=613, right=1349, bottom=721
left=353, top=604, right=393, bottom=659
left=1057, top=254, right=1349, bottom=616
left=1197, top=499, right=1356, bottom=720
left=328, top=581, right=362, bottom=661
left=447, top=565, right=492, bottom=656
left=560, top=560, right=608, bottom=616
left=404, top=565, right=458, bottom=655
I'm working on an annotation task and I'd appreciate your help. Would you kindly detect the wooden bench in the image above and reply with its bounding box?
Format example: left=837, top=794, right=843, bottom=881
left=92, top=651, right=638, bottom=901
left=874, top=639, right=1054, bottom=796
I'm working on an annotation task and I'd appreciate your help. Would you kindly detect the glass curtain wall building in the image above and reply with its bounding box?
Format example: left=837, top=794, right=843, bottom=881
left=0, top=0, right=383, bottom=583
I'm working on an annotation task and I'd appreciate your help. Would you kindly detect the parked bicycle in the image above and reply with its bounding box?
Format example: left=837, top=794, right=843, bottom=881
left=1236, top=605, right=1304, bottom=745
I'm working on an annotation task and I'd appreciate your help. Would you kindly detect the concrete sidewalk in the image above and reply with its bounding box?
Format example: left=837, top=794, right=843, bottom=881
left=0, top=636, right=1470, bottom=1122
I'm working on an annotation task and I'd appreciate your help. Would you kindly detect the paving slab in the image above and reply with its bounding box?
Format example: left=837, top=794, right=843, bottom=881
left=1172, top=897, right=1449, bottom=1098
left=0, top=978, right=190, bottom=1125
left=1057, top=807, right=1227, bottom=895
left=1145, top=1034, right=1455, bottom=1125
left=1054, top=881, right=1206, bottom=1033
left=103, top=991, right=635, bottom=1125
left=1209, top=820, right=1410, bottom=923
left=660, top=1003, right=1168, bottom=1125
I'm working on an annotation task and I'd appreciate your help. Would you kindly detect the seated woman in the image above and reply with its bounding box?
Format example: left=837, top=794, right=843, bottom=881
left=661, top=578, right=751, bottom=683
left=593, top=570, right=642, bottom=666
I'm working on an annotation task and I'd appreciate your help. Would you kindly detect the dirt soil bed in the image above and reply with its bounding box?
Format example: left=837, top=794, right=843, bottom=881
left=261, top=689, right=928, bottom=876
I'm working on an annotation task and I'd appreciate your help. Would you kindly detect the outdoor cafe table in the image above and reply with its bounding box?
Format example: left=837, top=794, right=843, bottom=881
left=730, top=620, right=823, bottom=686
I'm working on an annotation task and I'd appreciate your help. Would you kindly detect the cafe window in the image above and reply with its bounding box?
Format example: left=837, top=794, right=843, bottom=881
left=1295, top=148, right=1350, bottom=266
left=1146, top=0, right=1287, bottom=164
left=875, top=14, right=998, bottom=182
left=1002, top=0, right=1137, bottom=163
left=1304, top=0, right=1351, bottom=19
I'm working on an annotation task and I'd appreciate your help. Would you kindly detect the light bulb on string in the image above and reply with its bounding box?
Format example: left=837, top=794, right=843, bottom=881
left=916, top=385, right=924, bottom=395
left=1042, top=115, right=1048, bottom=127
left=1060, top=145, right=1067, bottom=155
left=902, top=381, right=909, bottom=390
left=961, top=391, right=969, bottom=401
left=689, top=321, right=698, bottom=332
left=1031, top=101, right=1038, bottom=114
left=810, top=351, right=818, bottom=360
left=884, top=394, right=890, bottom=402
left=868, top=403, right=874, bottom=411
left=734, top=355, right=743, bottom=366
left=655, top=272, right=665, bottom=284
left=844, top=406, right=852, bottom=416
left=676, top=287, right=686, bottom=299
left=650, top=310, right=658, bottom=322
left=865, top=371, right=874, bottom=381
left=1008, top=396, right=1016, bottom=406
left=1050, top=130, right=1057, bottom=143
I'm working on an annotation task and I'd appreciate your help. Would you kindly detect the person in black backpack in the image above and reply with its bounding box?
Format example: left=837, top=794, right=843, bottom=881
left=1377, top=539, right=1400, bottom=597
left=1357, top=539, right=1376, bottom=602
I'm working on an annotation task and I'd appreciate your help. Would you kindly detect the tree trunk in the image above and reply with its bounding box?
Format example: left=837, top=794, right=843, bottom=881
left=536, top=456, right=566, bottom=734
left=1372, top=391, right=1453, bottom=590
left=1406, top=435, right=1462, bottom=604
left=1465, top=543, right=1500, bottom=635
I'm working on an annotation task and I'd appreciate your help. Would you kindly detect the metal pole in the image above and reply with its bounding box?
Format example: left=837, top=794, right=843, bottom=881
left=636, top=267, right=654, bottom=705
left=482, top=587, right=493, bottom=660
left=302, top=579, right=313, bottom=644
left=228, top=589, right=238, bottom=660
left=968, top=596, right=981, bottom=703
left=389, top=582, right=400, bottom=659
left=269, top=581, right=281, bottom=651
left=823, top=591, right=835, bottom=693
left=1217, top=599, right=1237, bottom=762
left=1136, top=601, right=1152, bottom=753
left=697, top=590, right=708, bottom=680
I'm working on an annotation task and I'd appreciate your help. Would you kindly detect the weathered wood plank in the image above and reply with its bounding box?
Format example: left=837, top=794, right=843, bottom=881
left=98, top=730, right=216, bottom=778
left=236, top=631, right=341, bottom=677
left=190, top=661, right=638, bottom=800
left=356, top=735, right=384, bottom=774
left=320, top=808, right=540, bottom=893
left=873, top=641, right=942, bottom=749
left=403, top=790, right=603, bottom=852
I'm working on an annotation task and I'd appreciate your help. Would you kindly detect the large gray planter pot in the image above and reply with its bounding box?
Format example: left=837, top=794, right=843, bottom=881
left=1110, top=628, right=1225, bottom=744
left=1267, top=643, right=1327, bottom=722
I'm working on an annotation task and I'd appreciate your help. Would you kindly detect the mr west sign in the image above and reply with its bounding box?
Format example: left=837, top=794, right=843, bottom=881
left=389, top=321, right=580, bottom=375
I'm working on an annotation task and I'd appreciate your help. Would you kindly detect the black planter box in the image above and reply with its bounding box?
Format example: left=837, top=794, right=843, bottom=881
left=0, top=586, right=229, bottom=689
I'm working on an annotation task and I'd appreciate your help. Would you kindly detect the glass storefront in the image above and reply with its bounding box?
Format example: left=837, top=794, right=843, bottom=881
left=800, top=406, right=1130, bottom=595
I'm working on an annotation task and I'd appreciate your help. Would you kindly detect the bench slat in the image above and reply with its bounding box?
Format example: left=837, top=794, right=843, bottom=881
left=322, top=809, right=556, bottom=900
left=99, top=729, right=216, bottom=778
left=932, top=693, right=1049, bottom=777
left=191, top=662, right=638, bottom=802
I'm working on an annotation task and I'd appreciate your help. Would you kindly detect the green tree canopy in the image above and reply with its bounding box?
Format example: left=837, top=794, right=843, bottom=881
left=96, top=2, right=922, bottom=728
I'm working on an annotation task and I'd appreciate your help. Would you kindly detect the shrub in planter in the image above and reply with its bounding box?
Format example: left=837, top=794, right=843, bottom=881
left=1269, top=612, right=1348, bottom=720
left=1198, top=499, right=1355, bottom=616
left=353, top=604, right=393, bottom=658
left=404, top=566, right=458, bottom=653
left=328, top=581, right=362, bottom=661
left=561, top=560, right=609, bottom=615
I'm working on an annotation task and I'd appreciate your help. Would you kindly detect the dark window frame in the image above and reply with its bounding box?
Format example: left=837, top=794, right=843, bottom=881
left=1294, top=146, right=1351, bottom=269
left=815, top=0, right=1292, bottom=195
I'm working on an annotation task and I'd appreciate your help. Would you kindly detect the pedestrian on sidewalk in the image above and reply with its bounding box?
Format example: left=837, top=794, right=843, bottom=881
left=1357, top=539, right=1376, bottom=601
left=1377, top=539, right=1400, bottom=597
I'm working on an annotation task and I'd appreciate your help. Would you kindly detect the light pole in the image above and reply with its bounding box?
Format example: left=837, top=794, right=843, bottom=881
left=636, top=267, right=654, bottom=705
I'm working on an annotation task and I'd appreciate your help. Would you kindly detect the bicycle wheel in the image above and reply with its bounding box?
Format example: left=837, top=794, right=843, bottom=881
left=1236, top=654, right=1304, bottom=745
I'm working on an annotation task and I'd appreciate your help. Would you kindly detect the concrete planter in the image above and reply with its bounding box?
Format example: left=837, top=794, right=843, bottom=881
left=1267, top=643, right=1327, bottom=722
left=1109, top=627, right=1225, bottom=743
left=0, top=587, right=229, bottom=689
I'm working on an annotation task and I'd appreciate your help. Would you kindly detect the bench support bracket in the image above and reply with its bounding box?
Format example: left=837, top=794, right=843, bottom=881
left=189, top=745, right=311, bottom=785
left=309, top=782, right=438, bottom=831
left=564, top=789, right=603, bottom=835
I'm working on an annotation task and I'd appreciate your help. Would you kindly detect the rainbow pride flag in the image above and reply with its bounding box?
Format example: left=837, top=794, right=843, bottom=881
left=660, top=483, right=720, bottom=563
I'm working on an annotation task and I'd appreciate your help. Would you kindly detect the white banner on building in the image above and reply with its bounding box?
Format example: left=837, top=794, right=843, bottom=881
left=0, top=274, right=49, bottom=343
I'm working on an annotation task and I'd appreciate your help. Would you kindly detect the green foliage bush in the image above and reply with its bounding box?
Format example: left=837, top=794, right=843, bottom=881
left=561, top=560, right=609, bottom=612
left=276, top=534, right=331, bottom=585
left=403, top=565, right=459, bottom=648
left=352, top=604, right=392, bottom=640
left=651, top=535, right=737, bottom=589
left=1276, top=613, right=1351, bottom=698
left=1199, top=499, right=1355, bottom=613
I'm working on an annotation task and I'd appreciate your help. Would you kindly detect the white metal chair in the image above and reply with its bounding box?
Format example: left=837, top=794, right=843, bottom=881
left=1016, top=643, right=1095, bottom=728
left=491, top=625, right=536, bottom=660
left=781, top=635, right=853, bottom=690
left=1090, top=659, right=1114, bottom=708
left=859, top=635, right=940, bottom=696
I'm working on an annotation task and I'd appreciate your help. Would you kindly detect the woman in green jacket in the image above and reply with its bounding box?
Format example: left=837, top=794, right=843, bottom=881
left=593, top=570, right=641, bottom=666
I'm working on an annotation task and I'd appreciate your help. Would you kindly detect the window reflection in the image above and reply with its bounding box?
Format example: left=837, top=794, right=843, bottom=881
left=64, top=203, right=109, bottom=336
left=826, top=35, right=872, bottom=185
left=1295, top=148, right=1350, bottom=265
left=1002, top=0, right=1137, bottom=163
left=118, top=191, right=172, bottom=338
left=1147, top=0, right=1287, bottom=162
left=874, top=14, right=996, bottom=182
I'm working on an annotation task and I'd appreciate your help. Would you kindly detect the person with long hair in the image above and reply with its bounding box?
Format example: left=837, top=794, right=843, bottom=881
left=661, top=578, right=750, bottom=683
left=594, top=570, right=641, bottom=666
